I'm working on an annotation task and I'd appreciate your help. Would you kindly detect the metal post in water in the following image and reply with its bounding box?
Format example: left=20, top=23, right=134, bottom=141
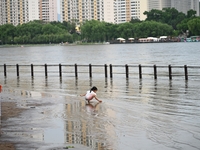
left=45, top=64, right=48, bottom=77
left=139, top=64, right=142, bottom=79
left=125, top=64, right=129, bottom=78
left=104, top=64, right=107, bottom=78
left=31, top=64, right=34, bottom=77
left=16, top=64, right=19, bottom=77
left=168, top=65, right=172, bottom=80
left=4, top=64, right=6, bottom=77
left=184, top=65, right=188, bottom=80
left=89, top=64, right=92, bottom=78
left=154, top=65, right=157, bottom=79
left=110, top=64, right=113, bottom=78
left=75, top=64, right=78, bottom=78
left=59, top=64, right=62, bottom=77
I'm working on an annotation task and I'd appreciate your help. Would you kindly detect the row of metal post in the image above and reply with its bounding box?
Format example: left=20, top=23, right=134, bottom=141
left=2, top=64, right=189, bottom=80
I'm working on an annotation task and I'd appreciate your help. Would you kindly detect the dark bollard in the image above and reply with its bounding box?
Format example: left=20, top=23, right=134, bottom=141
left=104, top=64, right=107, bottom=78
left=110, top=64, right=113, bottom=78
left=75, top=64, right=78, bottom=78
left=154, top=65, right=157, bottom=79
left=16, top=64, right=19, bottom=77
left=59, top=63, right=62, bottom=77
left=31, top=64, right=34, bottom=77
left=184, top=65, right=188, bottom=80
left=89, top=64, right=92, bottom=78
left=4, top=64, right=6, bottom=77
left=139, top=64, right=142, bottom=79
left=168, top=65, right=172, bottom=80
left=125, top=64, right=129, bottom=78
left=45, top=64, right=48, bottom=77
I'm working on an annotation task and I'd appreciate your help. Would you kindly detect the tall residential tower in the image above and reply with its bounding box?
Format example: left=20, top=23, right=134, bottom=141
left=0, top=0, right=29, bottom=26
left=39, top=0, right=57, bottom=22
left=60, top=0, right=147, bottom=24
left=60, top=0, right=113, bottom=23
left=0, top=0, right=57, bottom=25
left=171, top=0, right=199, bottom=16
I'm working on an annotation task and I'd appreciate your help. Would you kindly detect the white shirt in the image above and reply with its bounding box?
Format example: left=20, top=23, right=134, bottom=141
left=85, top=90, right=96, bottom=100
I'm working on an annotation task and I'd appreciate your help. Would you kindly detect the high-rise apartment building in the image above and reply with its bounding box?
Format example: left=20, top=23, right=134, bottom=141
left=148, top=0, right=171, bottom=10
left=60, top=0, right=111, bottom=23
left=104, top=0, right=115, bottom=23
left=0, top=0, right=29, bottom=26
left=171, top=0, right=199, bottom=16
left=0, top=1, right=2, bottom=25
left=29, top=0, right=40, bottom=21
left=147, top=0, right=199, bottom=16
left=114, top=0, right=130, bottom=24
left=39, top=0, right=57, bottom=22
left=60, top=0, right=199, bottom=24
left=114, top=0, right=148, bottom=24
left=0, top=0, right=57, bottom=26
left=60, top=0, right=146, bottom=24
left=1, top=0, right=199, bottom=26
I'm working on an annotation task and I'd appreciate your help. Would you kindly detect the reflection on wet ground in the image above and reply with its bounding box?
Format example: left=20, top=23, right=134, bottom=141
left=0, top=76, right=200, bottom=150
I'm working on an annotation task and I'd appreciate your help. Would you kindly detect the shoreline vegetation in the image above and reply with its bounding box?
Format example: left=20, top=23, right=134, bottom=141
left=0, top=8, right=200, bottom=45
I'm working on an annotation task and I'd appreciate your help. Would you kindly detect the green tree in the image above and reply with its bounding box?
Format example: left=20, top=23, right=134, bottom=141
left=130, top=18, right=141, bottom=24
left=133, top=21, right=173, bottom=38
left=42, top=24, right=64, bottom=35
left=15, top=21, right=43, bottom=39
left=116, top=22, right=134, bottom=39
left=144, top=8, right=186, bottom=29
left=81, top=20, right=106, bottom=42
left=187, top=17, right=200, bottom=35
left=62, top=21, right=76, bottom=34
left=0, top=24, right=15, bottom=44
left=187, top=9, right=197, bottom=18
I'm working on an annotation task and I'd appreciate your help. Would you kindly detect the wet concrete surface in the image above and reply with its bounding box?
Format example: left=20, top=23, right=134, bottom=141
left=1, top=77, right=200, bottom=150
left=0, top=90, right=97, bottom=150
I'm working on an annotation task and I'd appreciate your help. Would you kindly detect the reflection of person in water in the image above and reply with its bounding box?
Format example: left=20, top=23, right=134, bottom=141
left=86, top=102, right=100, bottom=115
left=80, top=86, right=102, bottom=103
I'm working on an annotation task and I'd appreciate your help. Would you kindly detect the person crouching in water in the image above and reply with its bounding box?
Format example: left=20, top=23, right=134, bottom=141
left=80, top=86, right=102, bottom=103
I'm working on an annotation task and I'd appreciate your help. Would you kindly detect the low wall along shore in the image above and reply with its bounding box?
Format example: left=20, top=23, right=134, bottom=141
left=0, top=64, right=200, bottom=80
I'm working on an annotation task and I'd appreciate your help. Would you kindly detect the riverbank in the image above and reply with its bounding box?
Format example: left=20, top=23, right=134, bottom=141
left=0, top=42, right=110, bottom=48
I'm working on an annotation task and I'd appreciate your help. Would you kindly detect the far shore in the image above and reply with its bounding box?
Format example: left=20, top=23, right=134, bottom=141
left=0, top=42, right=111, bottom=48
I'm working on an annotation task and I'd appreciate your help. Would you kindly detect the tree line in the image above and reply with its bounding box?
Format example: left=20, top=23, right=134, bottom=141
left=0, top=8, right=200, bottom=44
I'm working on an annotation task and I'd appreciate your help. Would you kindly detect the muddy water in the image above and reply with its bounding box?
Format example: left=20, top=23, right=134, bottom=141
left=0, top=43, right=200, bottom=150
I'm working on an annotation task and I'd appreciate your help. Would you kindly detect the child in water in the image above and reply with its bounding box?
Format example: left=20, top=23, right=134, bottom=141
left=80, top=86, right=102, bottom=103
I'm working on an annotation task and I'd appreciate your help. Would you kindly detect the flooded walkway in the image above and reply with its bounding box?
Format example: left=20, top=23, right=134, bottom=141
left=1, top=43, right=200, bottom=149
left=0, top=77, right=200, bottom=150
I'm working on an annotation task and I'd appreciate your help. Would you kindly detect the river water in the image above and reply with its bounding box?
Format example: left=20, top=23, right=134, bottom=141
left=0, top=43, right=200, bottom=150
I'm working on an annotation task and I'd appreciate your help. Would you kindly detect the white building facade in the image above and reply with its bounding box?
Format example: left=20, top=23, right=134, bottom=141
left=0, top=1, right=2, bottom=25
left=1, top=0, right=198, bottom=26
left=39, top=0, right=57, bottom=22
left=61, top=0, right=200, bottom=24
left=104, top=0, right=115, bottom=23
left=60, top=0, right=109, bottom=23
left=60, top=0, right=147, bottom=24
left=0, top=0, right=29, bottom=26
left=0, top=0, right=57, bottom=26
left=29, top=0, right=40, bottom=21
